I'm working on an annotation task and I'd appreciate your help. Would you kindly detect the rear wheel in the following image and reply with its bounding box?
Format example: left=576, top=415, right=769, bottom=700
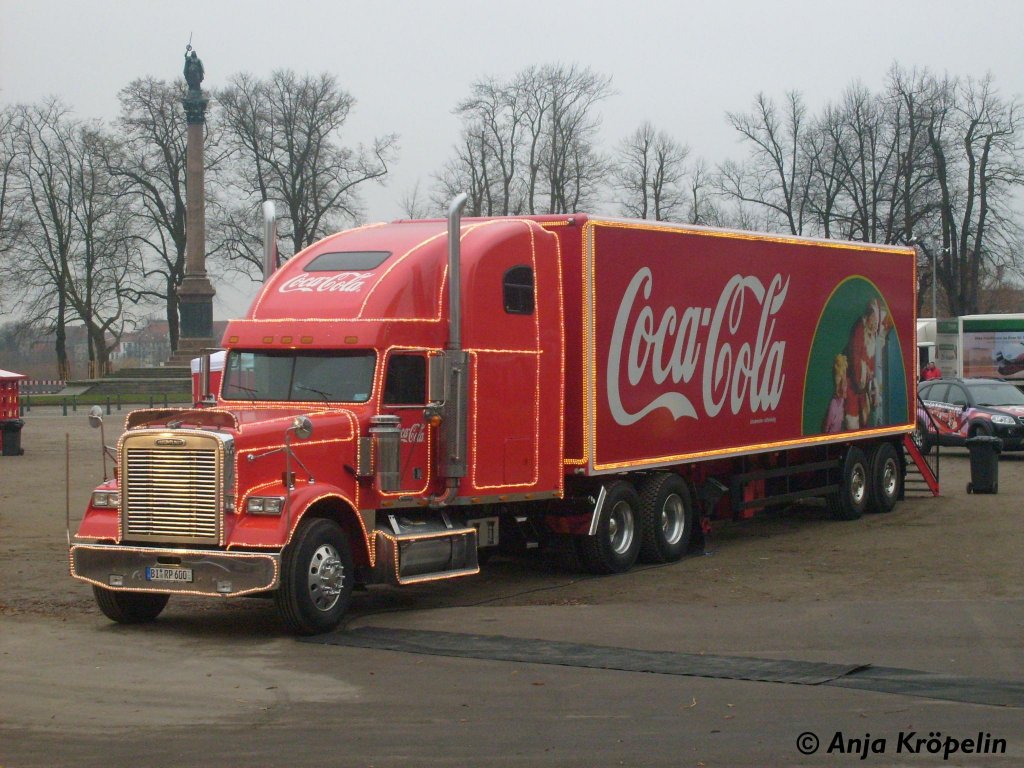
left=92, top=586, right=169, bottom=624
left=577, top=480, right=642, bottom=574
left=275, top=517, right=354, bottom=635
left=637, top=473, right=693, bottom=564
left=868, top=442, right=902, bottom=513
left=830, top=446, right=869, bottom=521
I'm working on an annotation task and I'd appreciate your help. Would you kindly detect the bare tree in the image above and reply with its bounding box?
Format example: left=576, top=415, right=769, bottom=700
left=683, top=158, right=727, bottom=226
left=399, top=180, right=436, bottom=219
left=434, top=121, right=493, bottom=216
left=217, top=70, right=398, bottom=273
left=106, top=77, right=218, bottom=352
left=441, top=63, right=612, bottom=216
left=455, top=76, right=527, bottom=215
left=66, top=126, right=141, bottom=375
left=535, top=64, right=613, bottom=213
left=0, top=105, right=24, bottom=314
left=613, top=121, right=689, bottom=220
left=925, top=73, right=1024, bottom=315
left=9, top=100, right=140, bottom=377
left=718, top=91, right=814, bottom=235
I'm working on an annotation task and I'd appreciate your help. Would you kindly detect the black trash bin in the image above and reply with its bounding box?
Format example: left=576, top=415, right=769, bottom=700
left=0, top=418, right=25, bottom=456
left=965, top=434, right=1001, bottom=494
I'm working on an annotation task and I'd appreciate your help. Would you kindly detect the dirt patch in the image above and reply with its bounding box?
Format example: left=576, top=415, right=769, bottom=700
left=1, top=408, right=1019, bottom=622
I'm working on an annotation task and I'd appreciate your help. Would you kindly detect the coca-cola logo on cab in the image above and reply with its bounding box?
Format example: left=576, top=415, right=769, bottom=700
left=607, top=268, right=789, bottom=425
left=278, top=272, right=374, bottom=294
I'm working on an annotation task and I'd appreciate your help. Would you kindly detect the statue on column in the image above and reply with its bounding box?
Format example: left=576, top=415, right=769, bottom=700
left=184, top=44, right=204, bottom=92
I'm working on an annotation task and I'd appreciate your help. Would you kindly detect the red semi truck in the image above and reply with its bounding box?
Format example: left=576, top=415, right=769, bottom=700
left=71, top=197, right=918, bottom=633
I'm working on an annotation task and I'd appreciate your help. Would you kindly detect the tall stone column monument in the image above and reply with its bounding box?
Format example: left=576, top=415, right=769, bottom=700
left=172, top=44, right=216, bottom=365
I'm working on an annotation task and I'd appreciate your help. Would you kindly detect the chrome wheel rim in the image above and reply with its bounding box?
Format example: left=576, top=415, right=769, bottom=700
left=660, top=494, right=686, bottom=546
left=882, top=457, right=898, bottom=498
left=850, top=462, right=867, bottom=506
left=608, top=500, right=635, bottom=556
left=307, top=543, right=344, bottom=612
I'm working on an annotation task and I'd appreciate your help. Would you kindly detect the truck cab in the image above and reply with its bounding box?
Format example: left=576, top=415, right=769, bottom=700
left=71, top=200, right=566, bottom=634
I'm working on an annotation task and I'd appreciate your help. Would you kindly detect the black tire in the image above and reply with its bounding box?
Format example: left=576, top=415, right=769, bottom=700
left=577, top=480, right=642, bottom=574
left=637, top=473, right=693, bottom=564
left=275, top=518, right=354, bottom=635
left=92, top=586, right=169, bottom=624
left=912, top=420, right=933, bottom=455
left=868, top=442, right=902, bottom=514
left=830, top=446, right=869, bottom=521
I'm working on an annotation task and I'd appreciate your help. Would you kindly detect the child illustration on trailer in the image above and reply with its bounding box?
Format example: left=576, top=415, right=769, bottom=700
left=822, top=354, right=848, bottom=433
left=843, top=299, right=887, bottom=430
left=870, top=304, right=894, bottom=426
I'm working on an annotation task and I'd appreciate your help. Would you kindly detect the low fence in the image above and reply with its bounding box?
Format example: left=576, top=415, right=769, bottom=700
left=19, top=379, right=66, bottom=395
left=19, top=392, right=191, bottom=416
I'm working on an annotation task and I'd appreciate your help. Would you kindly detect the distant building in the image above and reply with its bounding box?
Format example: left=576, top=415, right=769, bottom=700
left=112, top=319, right=228, bottom=368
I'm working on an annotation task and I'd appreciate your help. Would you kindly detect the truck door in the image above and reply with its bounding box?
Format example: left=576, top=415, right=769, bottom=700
left=381, top=352, right=431, bottom=493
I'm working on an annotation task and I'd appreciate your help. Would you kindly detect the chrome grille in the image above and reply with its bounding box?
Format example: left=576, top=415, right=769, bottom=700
left=122, top=435, right=223, bottom=544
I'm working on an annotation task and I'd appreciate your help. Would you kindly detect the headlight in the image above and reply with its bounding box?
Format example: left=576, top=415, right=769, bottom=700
left=91, top=491, right=120, bottom=508
left=246, top=496, right=285, bottom=516
left=990, top=414, right=1015, bottom=426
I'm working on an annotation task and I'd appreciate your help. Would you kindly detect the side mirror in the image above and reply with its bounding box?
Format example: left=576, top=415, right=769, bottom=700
left=88, top=405, right=103, bottom=429
left=290, top=415, right=313, bottom=440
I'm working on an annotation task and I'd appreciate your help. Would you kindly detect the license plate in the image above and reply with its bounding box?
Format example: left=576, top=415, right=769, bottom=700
left=146, top=566, right=193, bottom=583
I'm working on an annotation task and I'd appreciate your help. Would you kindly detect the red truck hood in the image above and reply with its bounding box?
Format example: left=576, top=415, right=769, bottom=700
left=123, top=405, right=361, bottom=445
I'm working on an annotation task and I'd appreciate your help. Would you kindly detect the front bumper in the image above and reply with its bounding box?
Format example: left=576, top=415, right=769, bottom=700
left=70, top=543, right=280, bottom=597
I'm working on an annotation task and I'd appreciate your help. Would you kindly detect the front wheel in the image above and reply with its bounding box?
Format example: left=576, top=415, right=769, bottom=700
left=92, top=586, right=169, bottom=624
left=577, top=480, right=642, bottom=574
left=275, top=518, right=354, bottom=635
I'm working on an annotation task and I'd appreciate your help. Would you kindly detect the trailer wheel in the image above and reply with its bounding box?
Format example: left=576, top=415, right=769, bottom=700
left=830, top=446, right=869, bottom=521
left=275, top=517, right=354, bottom=635
left=577, top=480, right=642, bottom=574
left=868, top=442, right=902, bottom=513
left=92, top=586, right=169, bottom=624
left=637, top=473, right=693, bottom=563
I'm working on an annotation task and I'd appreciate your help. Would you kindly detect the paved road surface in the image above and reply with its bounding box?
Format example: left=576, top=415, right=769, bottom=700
left=1, top=410, right=1021, bottom=766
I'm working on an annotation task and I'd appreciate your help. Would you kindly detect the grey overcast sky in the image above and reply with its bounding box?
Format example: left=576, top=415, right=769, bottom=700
left=3, top=0, right=1024, bottom=316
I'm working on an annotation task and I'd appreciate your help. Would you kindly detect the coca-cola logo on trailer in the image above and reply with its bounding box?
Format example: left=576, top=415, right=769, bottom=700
left=278, top=272, right=374, bottom=294
left=607, top=268, right=789, bottom=425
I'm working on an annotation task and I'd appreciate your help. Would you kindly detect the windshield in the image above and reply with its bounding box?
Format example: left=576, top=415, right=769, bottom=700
left=968, top=382, right=1024, bottom=406
left=221, top=350, right=376, bottom=403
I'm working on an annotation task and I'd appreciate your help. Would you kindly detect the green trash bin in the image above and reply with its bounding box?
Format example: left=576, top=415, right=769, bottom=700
left=965, top=435, right=1001, bottom=494
left=0, top=418, right=24, bottom=456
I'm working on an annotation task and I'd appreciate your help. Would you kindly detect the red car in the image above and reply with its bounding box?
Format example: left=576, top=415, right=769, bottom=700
left=915, top=377, right=1024, bottom=453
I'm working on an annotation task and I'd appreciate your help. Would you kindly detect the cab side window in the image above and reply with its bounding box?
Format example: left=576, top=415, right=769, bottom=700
left=383, top=354, right=426, bottom=405
left=503, top=266, right=534, bottom=315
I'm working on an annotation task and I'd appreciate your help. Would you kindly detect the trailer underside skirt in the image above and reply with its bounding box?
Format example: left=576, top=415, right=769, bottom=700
left=305, top=626, right=1024, bottom=708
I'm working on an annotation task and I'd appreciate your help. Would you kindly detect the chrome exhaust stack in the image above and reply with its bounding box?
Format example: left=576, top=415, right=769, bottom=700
left=432, top=194, right=469, bottom=507
left=262, top=200, right=278, bottom=281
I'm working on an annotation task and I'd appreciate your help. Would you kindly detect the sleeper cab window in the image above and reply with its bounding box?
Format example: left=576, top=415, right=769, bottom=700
left=383, top=354, right=427, bottom=405
left=503, top=265, right=534, bottom=315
